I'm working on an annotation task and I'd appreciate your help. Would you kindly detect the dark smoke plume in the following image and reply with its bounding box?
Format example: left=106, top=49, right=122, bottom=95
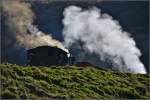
left=1, top=0, right=68, bottom=64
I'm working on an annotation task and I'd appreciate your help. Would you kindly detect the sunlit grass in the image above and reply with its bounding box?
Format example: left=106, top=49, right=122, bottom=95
left=0, top=64, right=149, bottom=99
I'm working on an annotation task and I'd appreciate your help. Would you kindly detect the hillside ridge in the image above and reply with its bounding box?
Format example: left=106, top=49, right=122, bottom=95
left=0, top=64, right=150, bottom=99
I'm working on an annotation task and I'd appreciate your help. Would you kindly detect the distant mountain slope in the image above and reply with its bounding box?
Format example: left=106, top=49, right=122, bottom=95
left=0, top=64, right=150, bottom=99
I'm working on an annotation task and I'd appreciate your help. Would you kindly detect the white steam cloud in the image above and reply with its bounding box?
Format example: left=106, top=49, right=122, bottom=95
left=63, top=6, right=146, bottom=74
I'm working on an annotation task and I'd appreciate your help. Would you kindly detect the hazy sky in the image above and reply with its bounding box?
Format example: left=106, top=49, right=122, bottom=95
left=32, top=1, right=149, bottom=72
left=2, top=1, right=149, bottom=72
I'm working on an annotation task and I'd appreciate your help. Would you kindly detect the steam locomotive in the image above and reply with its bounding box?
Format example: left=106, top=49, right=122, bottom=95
left=27, top=46, right=99, bottom=69
left=27, top=46, right=75, bottom=66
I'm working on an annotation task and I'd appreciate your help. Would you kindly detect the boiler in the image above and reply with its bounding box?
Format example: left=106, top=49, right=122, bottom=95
left=27, top=46, right=72, bottom=66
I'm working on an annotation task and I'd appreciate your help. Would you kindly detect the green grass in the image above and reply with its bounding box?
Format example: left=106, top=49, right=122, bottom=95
left=0, top=64, right=150, bottom=99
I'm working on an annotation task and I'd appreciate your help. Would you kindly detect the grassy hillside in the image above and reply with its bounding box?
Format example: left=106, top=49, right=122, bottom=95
left=0, top=64, right=150, bottom=99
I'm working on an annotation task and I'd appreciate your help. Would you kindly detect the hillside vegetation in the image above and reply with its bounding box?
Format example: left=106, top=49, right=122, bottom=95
left=0, top=64, right=150, bottom=99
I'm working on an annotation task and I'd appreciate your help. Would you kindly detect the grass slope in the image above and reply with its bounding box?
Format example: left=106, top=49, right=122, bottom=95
left=0, top=64, right=150, bottom=99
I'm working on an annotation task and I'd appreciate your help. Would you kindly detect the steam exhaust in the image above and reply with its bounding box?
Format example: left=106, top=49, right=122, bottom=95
left=62, top=6, right=147, bottom=74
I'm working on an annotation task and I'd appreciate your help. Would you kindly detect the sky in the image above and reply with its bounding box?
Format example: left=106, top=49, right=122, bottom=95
left=32, top=1, right=149, bottom=72
left=1, top=1, right=149, bottom=72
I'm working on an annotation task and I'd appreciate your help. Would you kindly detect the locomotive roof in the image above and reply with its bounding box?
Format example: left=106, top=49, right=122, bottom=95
left=27, top=46, right=68, bottom=54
